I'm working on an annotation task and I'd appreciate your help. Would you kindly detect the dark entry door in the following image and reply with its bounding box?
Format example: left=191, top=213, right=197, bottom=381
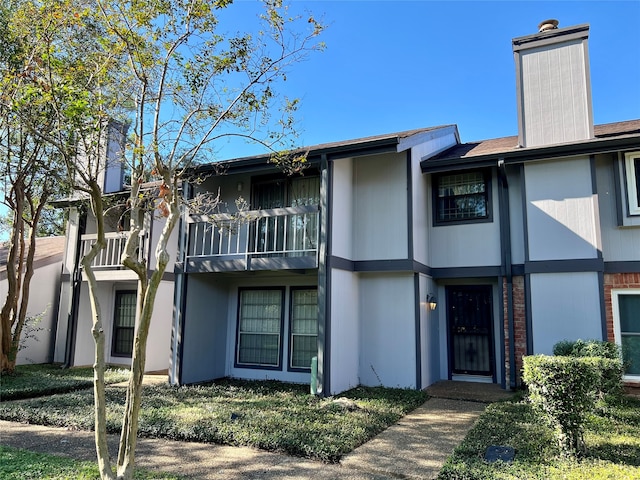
left=446, top=285, right=494, bottom=377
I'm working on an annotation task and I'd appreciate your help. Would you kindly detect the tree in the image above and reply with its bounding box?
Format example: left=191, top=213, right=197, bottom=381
left=4, top=1, right=323, bottom=479
left=0, top=0, right=71, bottom=373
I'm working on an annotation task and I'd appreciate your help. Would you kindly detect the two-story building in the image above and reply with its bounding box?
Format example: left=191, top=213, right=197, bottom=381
left=54, top=20, right=640, bottom=393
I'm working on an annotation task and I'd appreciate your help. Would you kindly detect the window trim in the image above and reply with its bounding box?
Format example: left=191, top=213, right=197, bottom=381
left=287, top=287, right=318, bottom=373
left=611, top=288, right=640, bottom=381
left=234, top=287, right=285, bottom=371
left=624, top=151, right=640, bottom=216
left=432, top=168, right=493, bottom=226
left=111, top=290, right=137, bottom=358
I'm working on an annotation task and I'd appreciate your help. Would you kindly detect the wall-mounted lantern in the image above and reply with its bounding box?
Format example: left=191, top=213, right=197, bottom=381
left=426, top=294, right=438, bottom=311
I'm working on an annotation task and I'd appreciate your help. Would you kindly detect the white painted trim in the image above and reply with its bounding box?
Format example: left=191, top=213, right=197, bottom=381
left=624, top=152, right=640, bottom=216
left=611, top=288, right=640, bottom=382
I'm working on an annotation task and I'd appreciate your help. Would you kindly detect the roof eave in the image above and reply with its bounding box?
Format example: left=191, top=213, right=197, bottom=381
left=421, top=134, right=640, bottom=174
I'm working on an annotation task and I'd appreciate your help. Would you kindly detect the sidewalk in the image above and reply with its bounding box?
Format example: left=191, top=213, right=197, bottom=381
left=0, top=382, right=513, bottom=479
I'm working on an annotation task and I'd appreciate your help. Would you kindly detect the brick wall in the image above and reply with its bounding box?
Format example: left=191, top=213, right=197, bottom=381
left=503, top=276, right=527, bottom=386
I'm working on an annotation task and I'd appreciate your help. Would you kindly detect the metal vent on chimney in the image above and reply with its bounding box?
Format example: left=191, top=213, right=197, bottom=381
left=538, top=19, right=559, bottom=32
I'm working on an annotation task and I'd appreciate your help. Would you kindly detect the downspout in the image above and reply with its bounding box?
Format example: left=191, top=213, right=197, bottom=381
left=498, top=159, right=516, bottom=389
left=63, top=212, right=86, bottom=368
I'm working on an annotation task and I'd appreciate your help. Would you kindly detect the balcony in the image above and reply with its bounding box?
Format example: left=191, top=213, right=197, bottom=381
left=80, top=231, right=147, bottom=269
left=186, top=205, right=319, bottom=272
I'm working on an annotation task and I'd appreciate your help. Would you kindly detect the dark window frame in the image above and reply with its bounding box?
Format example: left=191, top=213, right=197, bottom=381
left=287, top=287, right=318, bottom=373
left=432, top=169, right=493, bottom=226
left=234, top=287, right=285, bottom=371
left=111, top=290, right=137, bottom=357
left=624, top=151, right=640, bottom=216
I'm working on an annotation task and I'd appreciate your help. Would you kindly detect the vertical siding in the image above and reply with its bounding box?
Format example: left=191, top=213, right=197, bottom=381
left=181, top=276, right=229, bottom=384
left=429, top=170, right=501, bottom=268
left=520, top=40, right=591, bottom=147
left=508, top=168, right=526, bottom=265
left=331, top=158, right=354, bottom=259
left=358, top=273, right=416, bottom=388
left=596, top=154, right=640, bottom=261
left=352, top=153, right=408, bottom=261
left=530, top=272, right=602, bottom=354
left=525, top=157, right=599, bottom=260
left=329, top=269, right=360, bottom=394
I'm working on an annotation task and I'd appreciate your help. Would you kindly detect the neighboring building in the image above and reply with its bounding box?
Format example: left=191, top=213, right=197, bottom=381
left=0, top=236, right=65, bottom=365
left=53, top=121, right=176, bottom=373
left=53, top=20, right=640, bottom=390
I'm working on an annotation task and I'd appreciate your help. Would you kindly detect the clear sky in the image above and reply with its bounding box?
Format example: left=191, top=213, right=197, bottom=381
left=213, top=0, right=640, bottom=159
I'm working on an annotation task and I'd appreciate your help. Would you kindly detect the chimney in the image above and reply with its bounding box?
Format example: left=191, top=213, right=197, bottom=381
left=512, top=20, right=594, bottom=148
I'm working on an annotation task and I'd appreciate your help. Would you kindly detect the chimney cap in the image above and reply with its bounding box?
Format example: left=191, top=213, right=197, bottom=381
left=538, top=19, right=559, bottom=32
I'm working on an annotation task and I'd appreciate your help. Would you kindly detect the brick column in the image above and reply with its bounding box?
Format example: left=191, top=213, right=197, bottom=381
left=503, top=276, right=527, bottom=387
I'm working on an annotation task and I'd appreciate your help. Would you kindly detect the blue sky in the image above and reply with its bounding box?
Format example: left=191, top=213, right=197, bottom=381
left=213, top=0, right=640, bottom=159
left=2, top=1, right=639, bottom=241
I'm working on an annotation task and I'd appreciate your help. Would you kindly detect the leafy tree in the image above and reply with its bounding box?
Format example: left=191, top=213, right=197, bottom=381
left=0, top=0, right=71, bottom=373
left=4, top=0, right=324, bottom=478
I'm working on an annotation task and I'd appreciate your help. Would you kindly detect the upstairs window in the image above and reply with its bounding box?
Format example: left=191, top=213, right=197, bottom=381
left=624, top=151, right=640, bottom=216
left=433, top=170, right=491, bottom=225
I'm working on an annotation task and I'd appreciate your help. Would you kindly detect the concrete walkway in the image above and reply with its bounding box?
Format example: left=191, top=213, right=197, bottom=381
left=0, top=382, right=513, bottom=479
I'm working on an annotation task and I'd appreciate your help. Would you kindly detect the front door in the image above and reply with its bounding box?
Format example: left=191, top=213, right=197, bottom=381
left=447, top=285, right=494, bottom=377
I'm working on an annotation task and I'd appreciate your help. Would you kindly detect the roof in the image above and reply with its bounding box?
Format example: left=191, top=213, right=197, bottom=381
left=195, top=125, right=457, bottom=174
left=0, top=236, right=65, bottom=280
left=421, top=119, right=640, bottom=173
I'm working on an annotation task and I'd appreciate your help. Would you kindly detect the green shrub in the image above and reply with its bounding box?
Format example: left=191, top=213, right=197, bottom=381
left=552, top=339, right=624, bottom=398
left=522, top=355, right=600, bottom=456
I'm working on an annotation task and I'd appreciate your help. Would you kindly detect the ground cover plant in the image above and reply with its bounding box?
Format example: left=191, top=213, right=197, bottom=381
left=0, top=446, right=183, bottom=480
left=0, top=378, right=428, bottom=462
left=438, top=393, right=640, bottom=479
left=0, top=364, right=129, bottom=401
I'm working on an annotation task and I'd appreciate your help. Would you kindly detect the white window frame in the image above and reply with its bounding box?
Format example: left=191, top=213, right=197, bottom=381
left=611, top=288, right=640, bottom=382
left=624, top=151, right=640, bottom=216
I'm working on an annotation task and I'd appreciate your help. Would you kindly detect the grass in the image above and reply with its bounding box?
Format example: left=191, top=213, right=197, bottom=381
left=0, top=364, right=130, bottom=401
left=0, top=445, right=184, bottom=480
left=0, top=371, right=428, bottom=463
left=437, top=393, right=640, bottom=479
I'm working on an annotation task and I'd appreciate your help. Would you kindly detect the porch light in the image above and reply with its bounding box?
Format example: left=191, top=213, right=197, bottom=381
left=427, top=294, right=438, bottom=311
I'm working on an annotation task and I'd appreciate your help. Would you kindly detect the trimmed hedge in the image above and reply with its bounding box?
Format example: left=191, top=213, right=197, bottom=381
left=522, top=355, right=600, bottom=455
left=552, top=339, right=624, bottom=398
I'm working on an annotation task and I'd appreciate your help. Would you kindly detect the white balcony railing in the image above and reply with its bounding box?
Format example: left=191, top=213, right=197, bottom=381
left=187, top=205, right=318, bottom=260
left=80, top=231, right=147, bottom=268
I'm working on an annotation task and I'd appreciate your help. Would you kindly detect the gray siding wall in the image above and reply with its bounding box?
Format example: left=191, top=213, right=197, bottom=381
left=352, top=153, right=408, bottom=261
left=429, top=170, right=501, bottom=268
left=518, top=40, right=592, bottom=147
left=358, top=273, right=416, bottom=389
left=596, top=154, right=640, bottom=261
left=329, top=269, right=360, bottom=394
left=508, top=167, right=526, bottom=265
left=530, top=272, right=602, bottom=354
left=331, top=158, right=354, bottom=259
left=180, top=276, right=229, bottom=384
left=525, top=157, right=600, bottom=261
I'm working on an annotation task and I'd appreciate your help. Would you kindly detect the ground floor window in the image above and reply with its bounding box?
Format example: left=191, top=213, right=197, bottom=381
left=289, top=288, right=318, bottom=370
left=235, top=287, right=317, bottom=371
left=613, top=289, right=640, bottom=379
left=237, top=289, right=284, bottom=368
left=112, top=291, right=136, bottom=357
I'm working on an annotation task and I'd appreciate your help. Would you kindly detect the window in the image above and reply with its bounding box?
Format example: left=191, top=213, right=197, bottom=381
left=112, top=291, right=136, bottom=356
left=612, top=290, right=640, bottom=380
left=236, top=289, right=284, bottom=368
left=235, top=287, right=318, bottom=372
left=624, top=151, right=640, bottom=216
left=433, top=170, right=491, bottom=224
left=289, top=288, right=318, bottom=370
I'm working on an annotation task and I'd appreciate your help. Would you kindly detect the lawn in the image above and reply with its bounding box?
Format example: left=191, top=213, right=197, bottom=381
left=0, top=445, right=184, bottom=480
left=0, top=366, right=428, bottom=463
left=437, top=393, right=640, bottom=480
left=0, top=364, right=129, bottom=401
